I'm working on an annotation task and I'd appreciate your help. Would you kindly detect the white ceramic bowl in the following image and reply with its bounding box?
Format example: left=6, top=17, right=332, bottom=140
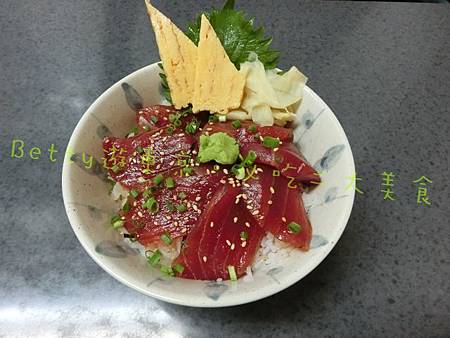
left=62, top=63, right=355, bottom=307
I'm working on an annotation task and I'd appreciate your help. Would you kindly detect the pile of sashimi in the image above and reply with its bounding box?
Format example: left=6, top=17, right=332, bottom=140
left=103, top=1, right=320, bottom=281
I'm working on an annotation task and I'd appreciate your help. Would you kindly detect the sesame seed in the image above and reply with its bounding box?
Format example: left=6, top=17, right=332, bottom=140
left=181, top=228, right=187, bottom=233
left=203, top=256, right=207, bottom=262
left=230, top=243, right=235, bottom=250
left=138, top=211, right=143, bottom=217
left=243, top=183, right=250, bottom=188
left=187, top=202, right=192, bottom=208
left=245, top=222, right=251, bottom=228
left=226, top=240, right=231, bottom=246
left=210, top=221, right=214, bottom=228
left=206, top=127, right=213, bottom=131
left=247, top=205, right=253, bottom=210
left=193, top=204, right=198, bottom=211
left=282, top=217, right=287, bottom=222
left=270, top=187, right=275, bottom=194
left=206, top=169, right=211, bottom=175
left=195, top=196, right=201, bottom=202
left=233, top=217, right=238, bottom=223
left=242, top=194, right=248, bottom=200
left=252, top=210, right=259, bottom=216
left=174, top=221, right=179, bottom=226
left=235, top=198, right=240, bottom=204
left=220, top=179, right=226, bottom=184
left=268, top=200, right=273, bottom=205
left=169, top=160, right=175, bottom=166
left=223, top=169, right=229, bottom=174
left=273, top=148, right=279, bottom=152
left=241, top=241, right=247, bottom=248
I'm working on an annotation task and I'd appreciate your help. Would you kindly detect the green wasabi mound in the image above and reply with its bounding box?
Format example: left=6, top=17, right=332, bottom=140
left=197, top=132, right=239, bottom=165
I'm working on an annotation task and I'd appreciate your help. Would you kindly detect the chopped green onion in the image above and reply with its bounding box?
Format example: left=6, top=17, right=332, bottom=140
left=177, top=192, right=187, bottom=200
left=176, top=203, right=187, bottom=212
left=160, top=265, right=175, bottom=277
left=182, top=167, right=194, bottom=175
left=160, top=232, right=172, bottom=245
left=174, top=119, right=182, bottom=128
left=262, top=136, right=280, bottom=149
left=288, top=221, right=302, bottom=234
left=150, top=116, right=158, bottom=124
left=111, top=165, right=120, bottom=173
left=127, top=126, right=138, bottom=137
left=231, top=164, right=245, bottom=180
left=153, top=174, right=164, bottom=185
left=143, top=197, right=159, bottom=213
left=148, top=249, right=162, bottom=267
left=122, top=201, right=131, bottom=212
left=228, top=265, right=238, bottom=281
left=240, top=231, right=249, bottom=240
left=168, top=114, right=177, bottom=123
left=142, top=125, right=150, bottom=131
left=136, top=146, right=144, bottom=154
left=185, top=119, right=198, bottom=134
left=166, top=201, right=175, bottom=212
left=209, top=115, right=219, bottom=122
left=167, top=126, right=174, bottom=135
left=218, top=115, right=227, bottom=122
left=130, top=189, right=139, bottom=198
left=232, top=120, right=241, bottom=129
left=165, top=177, right=175, bottom=189
left=111, top=215, right=124, bottom=229
left=173, top=263, right=185, bottom=274
left=142, top=189, right=152, bottom=200
left=247, top=125, right=257, bottom=133
left=243, top=151, right=257, bottom=167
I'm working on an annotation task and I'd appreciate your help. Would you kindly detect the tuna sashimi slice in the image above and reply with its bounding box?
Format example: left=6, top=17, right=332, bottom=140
left=174, top=186, right=265, bottom=280
left=202, top=121, right=293, bottom=143
left=136, top=105, right=177, bottom=133
left=240, top=142, right=319, bottom=185
left=103, top=129, right=195, bottom=189
left=243, top=166, right=312, bottom=250
left=122, top=169, right=227, bottom=246
left=136, top=105, right=210, bottom=134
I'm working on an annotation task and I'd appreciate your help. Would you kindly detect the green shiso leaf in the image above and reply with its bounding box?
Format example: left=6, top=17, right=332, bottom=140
left=186, top=0, right=279, bottom=70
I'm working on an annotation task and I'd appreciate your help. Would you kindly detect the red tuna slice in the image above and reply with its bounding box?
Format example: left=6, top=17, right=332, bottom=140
left=202, top=121, right=293, bottom=143
left=174, top=186, right=265, bottom=280
left=136, top=105, right=177, bottom=133
left=122, top=169, right=227, bottom=246
left=243, top=166, right=312, bottom=250
left=103, top=129, right=195, bottom=189
left=137, top=105, right=210, bottom=134
left=240, top=142, right=319, bottom=185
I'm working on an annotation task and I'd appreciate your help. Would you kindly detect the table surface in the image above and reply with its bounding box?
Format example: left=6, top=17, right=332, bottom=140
left=1, top=0, right=449, bottom=337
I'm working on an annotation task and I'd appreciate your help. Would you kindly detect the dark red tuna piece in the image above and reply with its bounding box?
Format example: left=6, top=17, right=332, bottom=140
left=122, top=168, right=227, bottom=246
left=240, top=142, right=319, bottom=185
left=243, top=166, right=312, bottom=250
left=103, top=129, right=195, bottom=189
left=136, top=105, right=177, bottom=133
left=173, top=185, right=265, bottom=280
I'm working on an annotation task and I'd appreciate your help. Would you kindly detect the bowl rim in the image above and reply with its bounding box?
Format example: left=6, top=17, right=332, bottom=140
left=62, top=63, right=355, bottom=308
